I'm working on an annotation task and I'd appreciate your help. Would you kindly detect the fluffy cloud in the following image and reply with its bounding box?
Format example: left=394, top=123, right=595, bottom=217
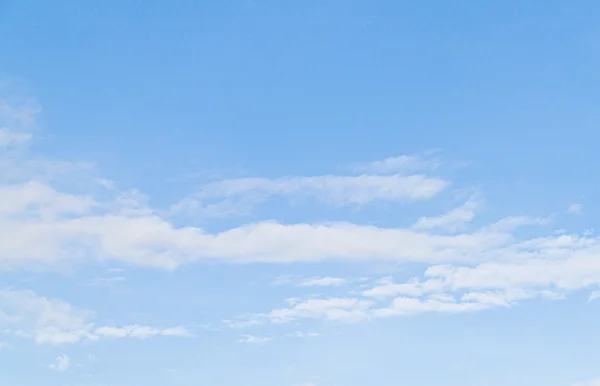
left=0, top=181, right=95, bottom=218
left=0, top=289, right=190, bottom=345
left=0, top=195, right=545, bottom=270
left=236, top=234, right=600, bottom=325
left=240, top=235, right=600, bottom=324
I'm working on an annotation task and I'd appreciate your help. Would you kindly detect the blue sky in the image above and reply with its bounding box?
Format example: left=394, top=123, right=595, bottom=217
left=1, top=1, right=600, bottom=385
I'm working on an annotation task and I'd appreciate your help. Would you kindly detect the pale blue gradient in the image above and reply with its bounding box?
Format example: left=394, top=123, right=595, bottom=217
left=1, top=1, right=600, bottom=385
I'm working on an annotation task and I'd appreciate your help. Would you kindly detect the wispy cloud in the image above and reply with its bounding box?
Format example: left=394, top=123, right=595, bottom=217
left=412, top=195, right=482, bottom=231
left=272, top=275, right=349, bottom=287
left=0, top=130, right=32, bottom=147
left=270, top=275, right=294, bottom=286
left=355, top=153, right=440, bottom=174
left=236, top=285, right=563, bottom=327
left=4, top=97, right=600, bottom=333
left=588, top=291, right=600, bottom=303
left=95, top=325, right=191, bottom=339
left=567, top=203, right=583, bottom=215
left=49, top=354, right=70, bottom=372
left=0, top=99, right=39, bottom=148
left=238, top=334, right=272, bottom=344
left=0, top=99, right=93, bottom=185
left=172, top=173, right=448, bottom=218
left=297, top=277, right=349, bottom=287
left=0, top=99, right=40, bottom=127
left=259, top=298, right=375, bottom=324
left=0, top=101, right=553, bottom=273
left=289, top=331, right=320, bottom=338
left=0, top=289, right=191, bottom=345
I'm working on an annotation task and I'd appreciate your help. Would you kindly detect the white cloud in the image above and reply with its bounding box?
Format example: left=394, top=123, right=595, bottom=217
left=0, top=289, right=97, bottom=345
left=95, top=325, right=191, bottom=339
left=362, top=277, right=444, bottom=298
left=271, top=275, right=294, bottom=286
left=412, top=196, right=481, bottom=231
left=356, top=243, right=600, bottom=317
left=0, top=154, right=595, bottom=312
left=0, top=289, right=190, bottom=345
left=172, top=173, right=448, bottom=217
left=238, top=334, right=272, bottom=344
left=49, top=354, right=70, bottom=372
left=568, top=203, right=582, bottom=215
left=0, top=208, right=541, bottom=270
left=589, top=291, right=600, bottom=302
left=260, top=298, right=375, bottom=324
left=0, top=99, right=39, bottom=148
left=0, top=99, right=556, bottom=273
left=0, top=145, right=469, bottom=271
left=357, top=153, right=439, bottom=174
left=238, top=292, right=496, bottom=326
left=486, top=215, right=548, bottom=232
left=273, top=275, right=349, bottom=287
left=6, top=97, right=600, bottom=329
left=290, top=331, right=320, bottom=338
left=237, top=234, right=600, bottom=325
left=0, top=99, right=40, bottom=128
left=0, top=100, right=92, bottom=186
left=297, top=277, right=348, bottom=287
left=0, top=130, right=32, bottom=147
left=0, top=181, right=95, bottom=218
left=238, top=285, right=562, bottom=326
left=372, top=296, right=490, bottom=317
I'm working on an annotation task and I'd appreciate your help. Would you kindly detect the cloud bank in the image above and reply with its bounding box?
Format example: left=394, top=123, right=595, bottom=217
left=1, top=97, right=599, bottom=336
